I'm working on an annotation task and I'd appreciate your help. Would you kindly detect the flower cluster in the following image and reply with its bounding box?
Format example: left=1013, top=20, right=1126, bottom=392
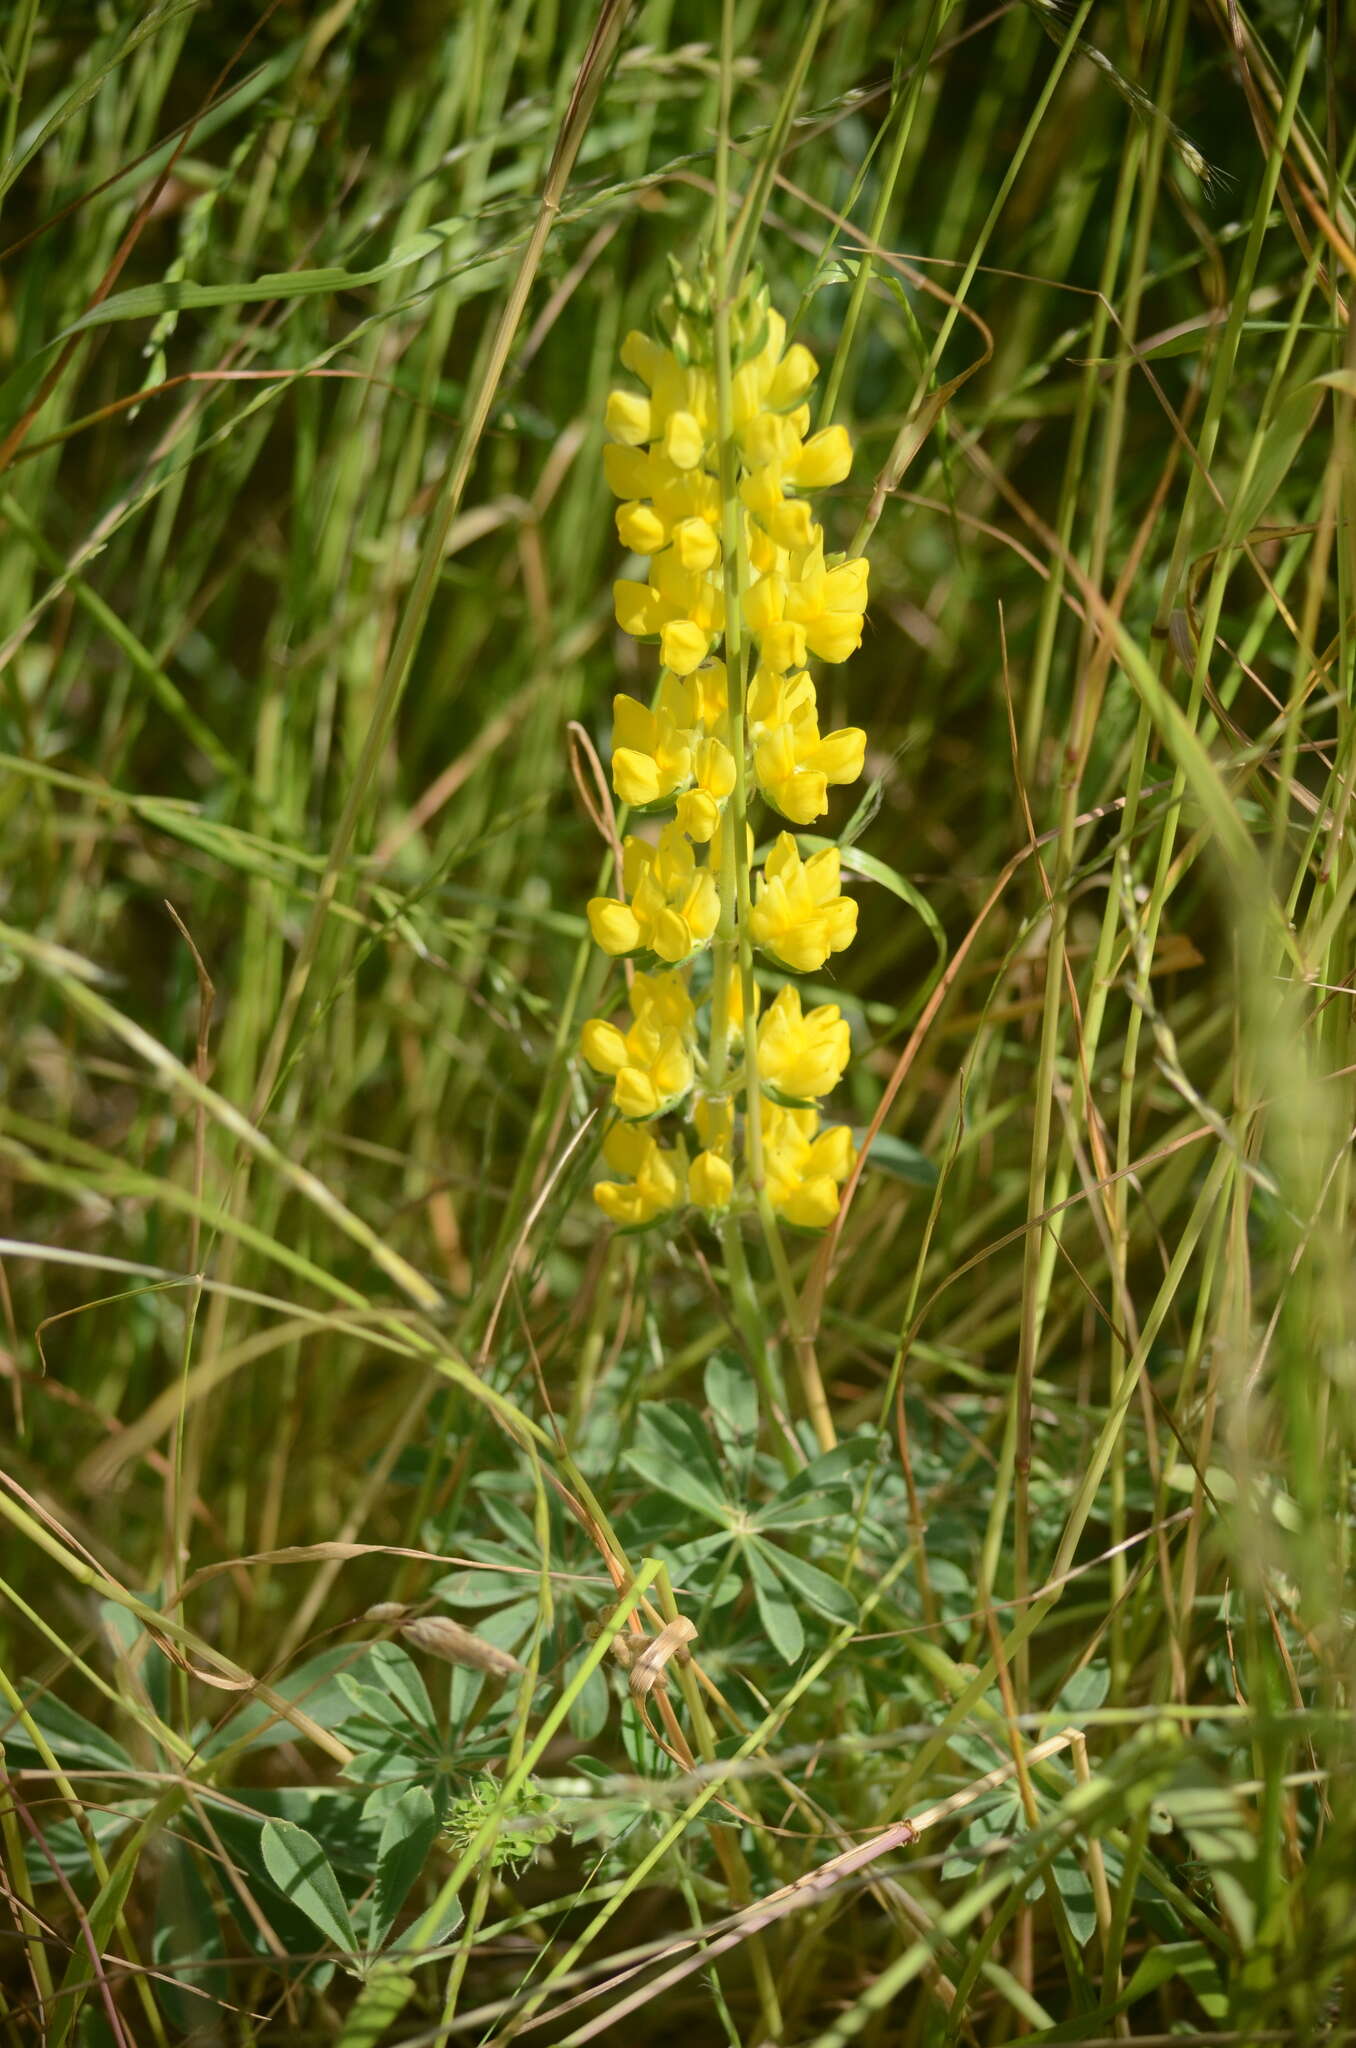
left=581, top=264, right=869, bottom=1236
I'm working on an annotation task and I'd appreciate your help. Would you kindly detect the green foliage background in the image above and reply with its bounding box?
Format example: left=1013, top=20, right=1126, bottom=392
left=1, top=1, right=1353, bottom=2042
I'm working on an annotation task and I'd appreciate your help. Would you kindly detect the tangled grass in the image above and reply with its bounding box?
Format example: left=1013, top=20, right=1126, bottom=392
left=1, top=1, right=1353, bottom=2042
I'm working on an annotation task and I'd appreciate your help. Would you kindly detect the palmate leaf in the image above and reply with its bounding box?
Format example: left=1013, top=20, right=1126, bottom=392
left=260, top=1819, right=358, bottom=1961
left=704, top=1352, right=760, bottom=1482
left=624, top=1399, right=734, bottom=1523
left=369, top=1788, right=439, bottom=1953
left=758, top=1543, right=858, bottom=1627
left=751, top=1482, right=854, bottom=1531
left=744, top=1541, right=803, bottom=1665
left=336, top=1643, right=437, bottom=1742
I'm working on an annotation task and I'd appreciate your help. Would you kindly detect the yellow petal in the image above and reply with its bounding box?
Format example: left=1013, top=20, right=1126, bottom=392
left=759, top=621, right=807, bottom=672
left=611, top=747, right=663, bottom=807
left=690, top=1149, right=734, bottom=1210
left=653, top=906, right=694, bottom=962
left=660, top=618, right=709, bottom=677
left=613, top=579, right=663, bottom=638
left=664, top=410, right=705, bottom=471
left=604, top=444, right=652, bottom=499
left=813, top=727, right=866, bottom=785
left=765, top=342, right=818, bottom=410
left=614, top=1066, right=661, bottom=1120
left=620, top=330, right=669, bottom=386
left=695, top=736, right=736, bottom=802
left=580, top=1019, right=628, bottom=1075
left=616, top=500, right=667, bottom=553
left=781, top=1175, right=841, bottom=1230
left=669, top=516, right=719, bottom=572
left=588, top=898, right=641, bottom=955
left=675, top=789, right=720, bottom=841
left=743, top=572, right=785, bottom=632
left=805, top=613, right=863, bottom=663
left=792, top=425, right=852, bottom=489
left=605, top=388, right=652, bottom=445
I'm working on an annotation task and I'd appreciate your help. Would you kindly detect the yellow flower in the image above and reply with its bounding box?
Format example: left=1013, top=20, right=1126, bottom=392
left=670, top=737, right=731, bottom=841
left=589, top=269, right=875, bottom=1237
left=742, top=570, right=807, bottom=675
left=748, top=668, right=865, bottom=824
left=761, top=1099, right=856, bottom=1230
left=611, top=330, right=717, bottom=472
left=738, top=405, right=810, bottom=471
left=614, top=544, right=725, bottom=678
left=609, top=674, right=735, bottom=840
left=606, top=447, right=722, bottom=545
left=738, top=421, right=851, bottom=551
left=610, top=679, right=695, bottom=809
left=783, top=536, right=869, bottom=663
left=594, top=1121, right=686, bottom=1228
left=588, top=824, right=720, bottom=964
left=689, top=1095, right=735, bottom=1212
left=757, top=984, right=851, bottom=1102
left=580, top=971, right=696, bottom=1120
left=749, top=833, right=858, bottom=973
left=729, top=309, right=817, bottom=426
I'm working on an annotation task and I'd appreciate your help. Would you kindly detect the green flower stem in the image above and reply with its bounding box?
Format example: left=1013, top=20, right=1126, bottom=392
left=710, top=266, right=838, bottom=1461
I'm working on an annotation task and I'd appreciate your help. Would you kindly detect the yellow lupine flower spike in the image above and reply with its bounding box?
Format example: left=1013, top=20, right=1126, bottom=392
left=583, top=260, right=878, bottom=1234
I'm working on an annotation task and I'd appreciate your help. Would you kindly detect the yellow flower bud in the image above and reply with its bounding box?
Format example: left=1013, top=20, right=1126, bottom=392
left=690, top=1149, right=734, bottom=1210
